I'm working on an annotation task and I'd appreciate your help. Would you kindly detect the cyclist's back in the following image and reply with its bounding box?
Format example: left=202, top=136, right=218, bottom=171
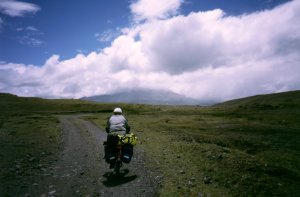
left=105, top=107, right=130, bottom=135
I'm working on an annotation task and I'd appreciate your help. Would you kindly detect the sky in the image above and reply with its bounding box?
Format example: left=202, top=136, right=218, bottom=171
left=0, top=0, right=299, bottom=103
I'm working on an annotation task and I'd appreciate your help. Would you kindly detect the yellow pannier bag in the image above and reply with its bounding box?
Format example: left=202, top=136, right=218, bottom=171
left=117, top=133, right=138, bottom=146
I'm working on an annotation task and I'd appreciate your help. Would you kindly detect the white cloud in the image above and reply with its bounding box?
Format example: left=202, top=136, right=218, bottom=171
left=1, top=0, right=300, bottom=103
left=130, top=0, right=183, bottom=22
left=0, top=0, right=40, bottom=17
left=136, top=2, right=300, bottom=74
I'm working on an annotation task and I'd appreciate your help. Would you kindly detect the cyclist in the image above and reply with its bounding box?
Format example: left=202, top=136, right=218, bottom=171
left=104, top=108, right=130, bottom=168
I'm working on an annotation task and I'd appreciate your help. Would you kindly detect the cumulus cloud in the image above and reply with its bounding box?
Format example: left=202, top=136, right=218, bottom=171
left=130, top=0, right=183, bottom=22
left=137, top=4, right=300, bottom=74
left=1, top=0, right=300, bottom=102
left=0, top=0, right=40, bottom=17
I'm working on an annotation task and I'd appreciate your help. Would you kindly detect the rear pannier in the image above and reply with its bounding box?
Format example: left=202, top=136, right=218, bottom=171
left=122, top=145, right=133, bottom=163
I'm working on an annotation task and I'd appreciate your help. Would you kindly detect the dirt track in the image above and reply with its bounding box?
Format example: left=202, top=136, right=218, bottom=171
left=28, top=115, right=158, bottom=197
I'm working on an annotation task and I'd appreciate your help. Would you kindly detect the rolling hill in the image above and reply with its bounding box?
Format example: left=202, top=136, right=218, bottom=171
left=215, top=90, right=300, bottom=108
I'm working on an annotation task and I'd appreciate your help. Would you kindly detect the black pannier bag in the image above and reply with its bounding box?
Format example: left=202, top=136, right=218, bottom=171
left=104, top=144, right=116, bottom=163
left=122, top=145, right=133, bottom=163
left=104, top=135, right=119, bottom=163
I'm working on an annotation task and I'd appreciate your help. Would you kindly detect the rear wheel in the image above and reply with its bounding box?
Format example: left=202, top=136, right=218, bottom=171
left=114, top=160, right=122, bottom=174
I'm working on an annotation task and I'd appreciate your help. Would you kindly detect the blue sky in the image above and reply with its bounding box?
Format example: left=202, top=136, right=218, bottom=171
left=0, top=0, right=299, bottom=102
left=0, top=0, right=130, bottom=65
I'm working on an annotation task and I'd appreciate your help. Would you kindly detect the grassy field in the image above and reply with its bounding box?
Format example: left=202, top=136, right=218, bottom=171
left=85, top=91, right=300, bottom=197
left=1, top=91, right=300, bottom=196
left=0, top=93, right=112, bottom=195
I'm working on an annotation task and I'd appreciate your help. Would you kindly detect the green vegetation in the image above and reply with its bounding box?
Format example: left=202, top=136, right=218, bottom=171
left=1, top=91, right=300, bottom=196
left=88, top=91, right=300, bottom=197
left=0, top=93, right=111, bottom=195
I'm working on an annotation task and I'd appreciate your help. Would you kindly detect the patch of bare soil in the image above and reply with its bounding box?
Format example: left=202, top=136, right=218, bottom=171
left=27, top=115, right=158, bottom=197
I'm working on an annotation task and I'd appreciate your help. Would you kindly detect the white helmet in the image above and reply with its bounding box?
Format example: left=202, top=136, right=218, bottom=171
left=113, top=107, right=122, bottom=114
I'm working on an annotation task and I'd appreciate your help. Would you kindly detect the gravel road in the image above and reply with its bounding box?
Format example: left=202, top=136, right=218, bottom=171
left=28, top=115, right=158, bottom=197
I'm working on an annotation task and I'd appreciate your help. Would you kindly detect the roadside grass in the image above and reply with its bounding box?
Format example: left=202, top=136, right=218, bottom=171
left=132, top=111, right=299, bottom=197
left=0, top=114, right=60, bottom=194
left=87, top=96, right=300, bottom=196
left=1, top=91, right=300, bottom=196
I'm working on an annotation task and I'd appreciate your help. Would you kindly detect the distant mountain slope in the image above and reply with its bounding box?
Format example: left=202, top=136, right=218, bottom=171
left=214, top=90, right=300, bottom=109
left=81, top=89, right=201, bottom=105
